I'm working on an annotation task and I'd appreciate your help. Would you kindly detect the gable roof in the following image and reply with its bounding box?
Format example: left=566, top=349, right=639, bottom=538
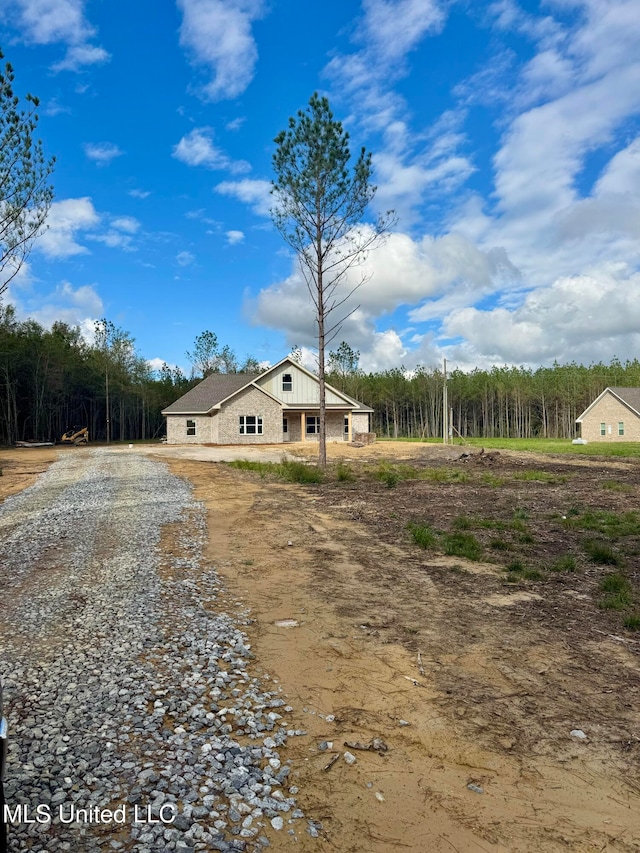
left=162, top=373, right=259, bottom=414
left=576, top=387, right=640, bottom=423
left=161, top=356, right=374, bottom=416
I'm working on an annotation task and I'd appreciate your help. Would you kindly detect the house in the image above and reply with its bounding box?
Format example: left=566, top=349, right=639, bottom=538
left=576, top=387, right=640, bottom=441
left=162, top=356, right=373, bottom=445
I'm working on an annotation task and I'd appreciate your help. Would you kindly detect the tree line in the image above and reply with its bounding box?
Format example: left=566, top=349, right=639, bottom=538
left=1, top=307, right=637, bottom=445
left=330, top=348, right=640, bottom=440
left=0, top=309, right=258, bottom=445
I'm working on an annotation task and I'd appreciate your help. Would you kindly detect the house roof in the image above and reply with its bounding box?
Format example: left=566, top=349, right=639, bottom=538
left=162, top=373, right=259, bottom=414
left=576, top=387, right=640, bottom=422
left=161, top=357, right=374, bottom=415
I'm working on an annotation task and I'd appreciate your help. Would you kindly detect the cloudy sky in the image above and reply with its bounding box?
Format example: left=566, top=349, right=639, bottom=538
left=1, top=0, right=639, bottom=374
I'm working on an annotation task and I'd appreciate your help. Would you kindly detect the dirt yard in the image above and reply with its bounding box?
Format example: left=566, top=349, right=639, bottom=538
left=2, top=442, right=640, bottom=852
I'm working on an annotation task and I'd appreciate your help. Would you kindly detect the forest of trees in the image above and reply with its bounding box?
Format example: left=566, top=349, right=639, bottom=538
left=1, top=304, right=639, bottom=446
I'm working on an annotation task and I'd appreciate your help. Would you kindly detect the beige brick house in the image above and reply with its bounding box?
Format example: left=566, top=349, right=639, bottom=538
left=162, top=357, right=373, bottom=445
left=576, top=387, right=640, bottom=442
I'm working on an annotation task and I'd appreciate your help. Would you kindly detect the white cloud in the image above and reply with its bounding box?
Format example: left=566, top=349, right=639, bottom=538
left=3, top=0, right=110, bottom=71
left=172, top=127, right=250, bottom=173
left=52, top=43, right=109, bottom=71
left=176, top=250, right=195, bottom=267
left=147, top=357, right=178, bottom=373
left=14, top=280, right=104, bottom=332
left=226, top=116, right=246, bottom=131
left=215, top=179, right=272, bottom=215
left=177, top=0, right=266, bottom=101
left=129, top=189, right=151, bottom=199
left=84, top=142, right=123, bottom=165
left=111, top=217, right=140, bottom=234
left=37, top=197, right=100, bottom=258
left=444, top=267, right=640, bottom=366
left=225, top=230, right=244, bottom=245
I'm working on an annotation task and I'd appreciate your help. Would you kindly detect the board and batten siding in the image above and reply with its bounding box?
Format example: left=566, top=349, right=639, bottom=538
left=217, top=385, right=283, bottom=444
left=257, top=363, right=346, bottom=406
left=167, top=414, right=213, bottom=444
left=580, top=393, right=640, bottom=441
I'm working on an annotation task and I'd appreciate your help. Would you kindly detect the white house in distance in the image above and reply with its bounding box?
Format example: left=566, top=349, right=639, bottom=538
left=162, top=356, right=373, bottom=445
left=576, top=387, right=640, bottom=441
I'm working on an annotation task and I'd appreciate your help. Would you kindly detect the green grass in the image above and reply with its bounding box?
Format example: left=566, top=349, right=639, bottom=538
left=598, top=573, right=633, bottom=610
left=418, top=467, right=470, bottom=483
left=623, top=614, right=640, bottom=630
left=583, top=539, right=622, bottom=565
left=513, top=469, right=568, bottom=484
left=601, top=479, right=633, bottom=493
left=480, top=473, right=506, bottom=487
left=506, top=559, right=525, bottom=572
left=550, top=554, right=577, bottom=573
left=378, top=437, right=640, bottom=459
left=490, top=537, right=512, bottom=551
left=567, top=510, right=640, bottom=539
left=335, top=462, right=356, bottom=482
left=406, top=522, right=437, bottom=549
left=227, top=458, right=323, bottom=484
left=443, top=532, right=483, bottom=561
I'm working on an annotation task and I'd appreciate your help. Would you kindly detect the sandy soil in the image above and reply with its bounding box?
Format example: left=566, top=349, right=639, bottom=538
left=2, top=441, right=640, bottom=851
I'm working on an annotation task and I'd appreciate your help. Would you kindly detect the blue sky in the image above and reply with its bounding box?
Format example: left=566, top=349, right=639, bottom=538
left=2, top=0, right=640, bottom=375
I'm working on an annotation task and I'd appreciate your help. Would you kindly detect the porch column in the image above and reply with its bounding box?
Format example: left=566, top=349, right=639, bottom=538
left=301, top=411, right=305, bottom=442
left=347, top=410, right=352, bottom=442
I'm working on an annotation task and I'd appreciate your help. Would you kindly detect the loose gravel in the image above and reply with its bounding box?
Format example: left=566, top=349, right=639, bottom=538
left=0, top=449, right=314, bottom=852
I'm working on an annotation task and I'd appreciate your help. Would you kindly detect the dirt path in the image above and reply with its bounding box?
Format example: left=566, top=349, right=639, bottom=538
left=157, top=453, right=640, bottom=853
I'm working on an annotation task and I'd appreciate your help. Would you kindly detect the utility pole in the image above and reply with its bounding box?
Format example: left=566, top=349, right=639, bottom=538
left=443, top=358, right=448, bottom=445
left=105, top=366, right=110, bottom=444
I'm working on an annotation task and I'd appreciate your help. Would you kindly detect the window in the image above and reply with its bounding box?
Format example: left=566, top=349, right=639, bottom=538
left=186, top=419, right=196, bottom=436
left=239, top=415, right=263, bottom=435
left=618, top=422, right=625, bottom=436
left=282, top=373, right=292, bottom=392
left=344, top=416, right=350, bottom=435
left=306, top=415, right=320, bottom=434
left=600, top=423, right=606, bottom=436
left=283, top=417, right=288, bottom=433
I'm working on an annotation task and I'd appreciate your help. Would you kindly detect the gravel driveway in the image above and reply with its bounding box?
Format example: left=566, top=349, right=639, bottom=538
left=0, top=449, right=310, bottom=852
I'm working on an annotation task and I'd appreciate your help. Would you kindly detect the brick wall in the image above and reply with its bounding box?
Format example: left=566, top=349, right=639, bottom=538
left=301, top=411, right=347, bottom=442
left=218, top=386, right=283, bottom=444
left=166, top=414, right=212, bottom=444
left=352, top=412, right=370, bottom=434
left=580, top=394, right=640, bottom=441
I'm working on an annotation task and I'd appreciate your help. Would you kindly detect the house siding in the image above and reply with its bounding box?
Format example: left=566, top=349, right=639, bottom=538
left=167, top=414, right=212, bottom=444
left=217, top=386, right=283, bottom=444
left=580, top=393, right=640, bottom=441
left=257, top=363, right=346, bottom=405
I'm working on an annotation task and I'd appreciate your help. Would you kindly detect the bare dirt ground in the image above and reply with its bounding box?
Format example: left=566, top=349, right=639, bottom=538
left=2, top=442, right=640, bottom=851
